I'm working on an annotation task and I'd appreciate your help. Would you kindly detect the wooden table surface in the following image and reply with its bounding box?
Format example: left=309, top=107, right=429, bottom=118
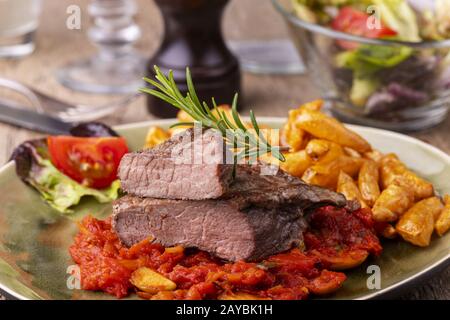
left=0, top=0, right=448, bottom=300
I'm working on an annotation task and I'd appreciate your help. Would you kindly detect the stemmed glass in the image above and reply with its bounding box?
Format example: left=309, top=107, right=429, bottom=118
left=57, top=0, right=145, bottom=94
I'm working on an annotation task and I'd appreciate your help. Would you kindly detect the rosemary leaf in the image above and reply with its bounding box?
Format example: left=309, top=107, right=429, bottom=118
left=142, top=65, right=286, bottom=172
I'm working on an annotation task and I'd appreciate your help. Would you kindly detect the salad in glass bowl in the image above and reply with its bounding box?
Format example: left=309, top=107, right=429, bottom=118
left=273, top=0, right=450, bottom=131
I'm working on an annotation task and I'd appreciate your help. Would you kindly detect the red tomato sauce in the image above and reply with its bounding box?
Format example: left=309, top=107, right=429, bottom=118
left=69, top=206, right=381, bottom=300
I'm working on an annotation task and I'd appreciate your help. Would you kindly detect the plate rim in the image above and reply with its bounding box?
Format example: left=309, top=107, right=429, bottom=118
left=1, top=118, right=449, bottom=300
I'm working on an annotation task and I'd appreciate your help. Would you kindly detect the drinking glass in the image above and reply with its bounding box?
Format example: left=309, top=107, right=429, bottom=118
left=0, top=0, right=42, bottom=58
left=57, top=0, right=145, bottom=94
left=274, top=0, right=450, bottom=131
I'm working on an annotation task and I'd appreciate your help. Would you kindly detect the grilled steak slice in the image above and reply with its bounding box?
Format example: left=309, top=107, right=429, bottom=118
left=112, top=165, right=346, bottom=261
left=113, top=195, right=309, bottom=262
left=119, top=128, right=233, bottom=200
left=224, top=165, right=346, bottom=209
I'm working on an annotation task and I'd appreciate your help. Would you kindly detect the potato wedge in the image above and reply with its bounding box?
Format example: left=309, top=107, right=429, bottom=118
left=316, top=249, right=369, bottom=271
left=177, top=104, right=235, bottom=123
left=381, top=224, right=397, bottom=239
left=435, top=195, right=450, bottom=236
left=380, top=154, right=434, bottom=200
left=280, top=150, right=312, bottom=178
left=177, top=109, right=193, bottom=123
left=305, top=139, right=344, bottom=163
left=293, top=105, right=371, bottom=153
left=130, top=267, right=176, bottom=294
left=372, top=182, right=414, bottom=222
left=144, top=126, right=171, bottom=149
left=302, top=156, right=363, bottom=189
left=363, top=150, right=384, bottom=164
left=344, top=147, right=362, bottom=158
left=300, top=99, right=324, bottom=112
left=358, top=160, right=381, bottom=207
left=305, top=139, right=329, bottom=160
left=396, top=197, right=444, bottom=247
left=337, top=171, right=368, bottom=208
left=282, top=110, right=306, bottom=151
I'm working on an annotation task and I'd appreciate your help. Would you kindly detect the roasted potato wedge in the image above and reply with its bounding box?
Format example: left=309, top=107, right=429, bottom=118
left=177, top=109, right=193, bottom=123
left=372, top=182, right=414, bottom=222
left=130, top=267, right=176, bottom=294
left=177, top=104, right=235, bottom=123
left=302, top=156, right=363, bottom=189
left=307, top=270, right=346, bottom=295
left=435, top=195, right=450, bottom=236
left=282, top=109, right=306, bottom=151
left=280, top=150, right=312, bottom=178
left=344, top=147, right=362, bottom=158
left=144, top=126, right=171, bottom=149
left=309, top=249, right=369, bottom=271
left=358, top=160, right=381, bottom=207
left=305, top=139, right=344, bottom=163
left=337, top=171, right=368, bottom=208
left=363, top=150, right=384, bottom=164
left=292, top=103, right=371, bottom=153
left=300, top=99, right=324, bottom=112
left=381, top=224, right=397, bottom=239
left=380, top=154, right=434, bottom=200
left=396, top=197, right=444, bottom=247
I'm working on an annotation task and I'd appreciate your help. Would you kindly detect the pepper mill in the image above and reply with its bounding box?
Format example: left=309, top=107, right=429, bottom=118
left=146, top=0, right=241, bottom=118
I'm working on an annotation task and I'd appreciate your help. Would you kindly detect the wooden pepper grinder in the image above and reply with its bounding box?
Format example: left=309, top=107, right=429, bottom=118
left=146, top=0, right=241, bottom=118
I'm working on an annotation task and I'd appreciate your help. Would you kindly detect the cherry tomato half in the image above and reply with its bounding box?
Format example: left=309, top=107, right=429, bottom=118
left=47, top=136, right=129, bottom=189
left=331, top=7, right=397, bottom=49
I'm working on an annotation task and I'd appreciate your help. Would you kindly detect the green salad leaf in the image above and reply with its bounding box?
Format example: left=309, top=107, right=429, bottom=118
left=30, top=159, right=120, bottom=213
left=349, top=76, right=380, bottom=107
left=292, top=0, right=370, bottom=23
left=11, top=139, right=120, bottom=214
left=371, top=0, right=420, bottom=42
left=336, top=44, right=412, bottom=106
left=336, top=44, right=413, bottom=74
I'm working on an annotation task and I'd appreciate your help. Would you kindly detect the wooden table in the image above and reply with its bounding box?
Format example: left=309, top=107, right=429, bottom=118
left=0, top=0, right=448, bottom=300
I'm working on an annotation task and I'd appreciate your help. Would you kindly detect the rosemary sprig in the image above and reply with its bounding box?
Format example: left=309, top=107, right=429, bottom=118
left=140, top=66, right=286, bottom=171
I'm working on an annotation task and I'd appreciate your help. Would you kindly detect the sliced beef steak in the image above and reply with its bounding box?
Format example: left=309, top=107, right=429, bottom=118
left=112, top=165, right=346, bottom=261
left=113, top=195, right=308, bottom=262
left=119, top=128, right=233, bottom=200
left=224, top=165, right=346, bottom=209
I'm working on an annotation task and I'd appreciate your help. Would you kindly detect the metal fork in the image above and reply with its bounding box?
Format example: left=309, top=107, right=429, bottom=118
left=0, top=77, right=142, bottom=123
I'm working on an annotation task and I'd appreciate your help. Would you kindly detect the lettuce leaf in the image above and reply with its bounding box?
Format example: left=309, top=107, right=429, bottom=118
left=30, top=159, right=120, bottom=213
left=336, top=44, right=412, bottom=106
left=292, top=0, right=371, bottom=23
left=336, top=44, right=413, bottom=75
left=372, top=0, right=420, bottom=42
left=11, top=139, right=120, bottom=214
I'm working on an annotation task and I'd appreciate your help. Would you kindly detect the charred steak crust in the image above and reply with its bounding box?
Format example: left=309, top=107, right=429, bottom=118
left=119, top=128, right=234, bottom=200
left=226, top=165, right=347, bottom=209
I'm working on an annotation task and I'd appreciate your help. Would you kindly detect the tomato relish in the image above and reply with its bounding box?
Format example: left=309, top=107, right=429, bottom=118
left=69, top=206, right=381, bottom=300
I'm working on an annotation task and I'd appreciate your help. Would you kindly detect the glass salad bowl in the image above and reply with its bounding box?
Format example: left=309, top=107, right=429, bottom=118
left=273, top=0, right=450, bottom=131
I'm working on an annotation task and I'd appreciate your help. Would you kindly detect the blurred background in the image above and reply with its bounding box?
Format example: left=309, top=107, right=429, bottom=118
left=0, top=0, right=449, bottom=162
left=0, top=0, right=320, bottom=164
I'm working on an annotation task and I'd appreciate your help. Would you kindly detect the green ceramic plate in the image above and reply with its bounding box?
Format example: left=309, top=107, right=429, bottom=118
left=0, top=118, right=449, bottom=300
